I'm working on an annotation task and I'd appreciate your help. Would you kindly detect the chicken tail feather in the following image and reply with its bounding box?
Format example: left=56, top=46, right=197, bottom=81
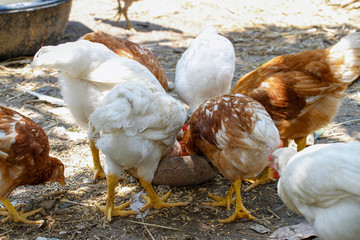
left=327, top=32, right=360, bottom=84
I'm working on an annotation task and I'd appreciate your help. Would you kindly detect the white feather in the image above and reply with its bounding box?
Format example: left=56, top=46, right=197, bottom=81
left=271, top=142, right=360, bottom=240
left=31, top=40, right=164, bottom=128
left=89, top=82, right=187, bottom=182
left=175, top=26, right=235, bottom=111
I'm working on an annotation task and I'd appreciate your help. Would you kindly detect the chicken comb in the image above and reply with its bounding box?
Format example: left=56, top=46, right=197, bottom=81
left=182, top=123, right=189, bottom=132
left=179, top=141, right=189, bottom=156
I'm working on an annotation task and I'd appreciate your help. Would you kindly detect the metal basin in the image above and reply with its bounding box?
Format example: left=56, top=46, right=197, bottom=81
left=0, top=0, right=72, bottom=61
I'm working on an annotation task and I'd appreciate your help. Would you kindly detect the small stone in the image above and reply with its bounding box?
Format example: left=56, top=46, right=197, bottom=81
left=39, top=199, right=56, bottom=210
left=75, top=223, right=86, bottom=230
left=35, top=237, right=60, bottom=240
left=59, top=231, right=68, bottom=235
left=248, top=223, right=271, bottom=234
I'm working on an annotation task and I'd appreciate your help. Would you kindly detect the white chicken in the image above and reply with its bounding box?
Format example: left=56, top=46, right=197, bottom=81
left=175, top=26, right=236, bottom=112
left=270, top=142, right=360, bottom=240
left=31, top=40, right=164, bottom=180
left=88, top=82, right=188, bottom=221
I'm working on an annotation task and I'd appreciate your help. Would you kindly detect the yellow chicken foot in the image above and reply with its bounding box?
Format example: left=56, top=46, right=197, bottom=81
left=139, top=177, right=189, bottom=211
left=95, top=173, right=137, bottom=222
left=204, top=185, right=235, bottom=210
left=244, top=166, right=276, bottom=192
left=0, top=198, right=43, bottom=224
left=220, top=179, right=256, bottom=223
left=295, top=137, right=307, bottom=151
left=89, top=139, right=106, bottom=181
left=0, top=202, right=24, bottom=215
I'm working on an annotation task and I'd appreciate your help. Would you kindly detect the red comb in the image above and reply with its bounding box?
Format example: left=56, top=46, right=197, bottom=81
left=182, top=123, right=188, bottom=132
left=273, top=171, right=280, bottom=179
left=179, top=141, right=189, bottom=156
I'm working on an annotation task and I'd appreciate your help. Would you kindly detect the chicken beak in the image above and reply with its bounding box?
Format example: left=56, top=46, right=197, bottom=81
left=58, top=178, right=66, bottom=187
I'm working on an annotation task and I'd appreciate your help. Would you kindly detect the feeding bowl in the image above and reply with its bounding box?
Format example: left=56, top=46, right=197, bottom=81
left=0, top=0, right=72, bottom=61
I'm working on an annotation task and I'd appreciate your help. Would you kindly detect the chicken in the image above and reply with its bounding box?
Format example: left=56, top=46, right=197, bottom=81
left=31, top=40, right=165, bottom=181
left=231, top=32, right=360, bottom=150
left=230, top=32, right=360, bottom=190
left=0, top=106, right=65, bottom=224
left=175, top=26, right=235, bottom=112
left=80, top=31, right=168, bottom=91
left=270, top=142, right=360, bottom=240
left=114, top=0, right=139, bottom=30
left=88, top=82, right=188, bottom=221
left=78, top=31, right=168, bottom=180
left=182, top=94, right=281, bottom=223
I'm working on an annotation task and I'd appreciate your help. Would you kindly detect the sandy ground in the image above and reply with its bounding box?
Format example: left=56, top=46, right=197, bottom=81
left=0, top=0, right=360, bottom=239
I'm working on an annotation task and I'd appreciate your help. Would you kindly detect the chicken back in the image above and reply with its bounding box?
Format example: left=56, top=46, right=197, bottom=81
left=80, top=31, right=168, bottom=91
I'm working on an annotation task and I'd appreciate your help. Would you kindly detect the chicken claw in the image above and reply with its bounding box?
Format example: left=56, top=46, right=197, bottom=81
left=0, top=199, right=43, bottom=225
left=244, top=166, right=276, bottom=192
left=204, top=185, right=235, bottom=210
left=220, top=180, right=256, bottom=223
left=95, top=201, right=137, bottom=221
left=95, top=173, right=137, bottom=221
left=139, top=177, right=189, bottom=211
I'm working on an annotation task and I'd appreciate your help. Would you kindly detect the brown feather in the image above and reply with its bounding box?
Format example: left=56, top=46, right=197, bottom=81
left=231, top=36, right=360, bottom=142
left=80, top=31, right=168, bottom=91
left=0, top=106, right=65, bottom=198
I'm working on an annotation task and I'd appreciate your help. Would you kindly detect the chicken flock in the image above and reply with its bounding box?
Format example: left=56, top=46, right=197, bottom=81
left=1, top=25, right=360, bottom=239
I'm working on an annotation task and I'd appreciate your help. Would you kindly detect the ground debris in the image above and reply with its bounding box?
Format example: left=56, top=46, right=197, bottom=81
left=268, top=222, right=317, bottom=240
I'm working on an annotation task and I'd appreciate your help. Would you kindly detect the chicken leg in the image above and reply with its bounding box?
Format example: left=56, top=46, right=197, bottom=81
left=115, top=0, right=133, bottom=30
left=294, top=137, right=307, bottom=151
left=204, top=184, right=235, bottom=210
left=220, top=179, right=256, bottom=223
left=244, top=166, right=276, bottom=192
left=89, top=139, right=106, bottom=181
left=139, top=177, right=189, bottom=211
left=0, top=198, right=43, bottom=224
left=95, top=173, right=137, bottom=221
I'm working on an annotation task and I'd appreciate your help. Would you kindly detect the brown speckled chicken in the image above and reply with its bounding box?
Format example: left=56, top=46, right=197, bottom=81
left=231, top=32, right=360, bottom=190
left=0, top=106, right=65, bottom=225
left=183, top=94, right=281, bottom=223
left=76, top=31, right=168, bottom=181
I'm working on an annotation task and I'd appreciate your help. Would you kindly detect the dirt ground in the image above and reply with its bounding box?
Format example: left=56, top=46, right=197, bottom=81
left=1, top=0, right=360, bottom=239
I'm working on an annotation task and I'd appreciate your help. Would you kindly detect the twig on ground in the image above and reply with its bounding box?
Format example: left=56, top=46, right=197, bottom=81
left=126, top=219, right=180, bottom=231
left=16, top=84, right=66, bottom=106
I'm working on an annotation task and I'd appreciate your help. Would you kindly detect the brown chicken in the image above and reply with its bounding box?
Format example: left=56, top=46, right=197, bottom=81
left=78, top=31, right=168, bottom=181
left=183, top=94, right=281, bottom=223
left=230, top=32, right=360, bottom=190
left=0, top=106, right=65, bottom=224
left=231, top=32, right=360, bottom=149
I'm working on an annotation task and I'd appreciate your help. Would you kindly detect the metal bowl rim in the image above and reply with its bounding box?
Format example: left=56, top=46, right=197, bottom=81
left=0, top=0, right=71, bottom=13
